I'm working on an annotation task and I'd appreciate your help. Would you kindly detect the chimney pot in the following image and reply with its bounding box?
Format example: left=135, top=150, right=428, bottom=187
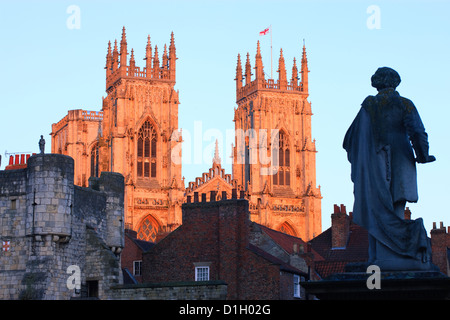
left=333, top=204, right=339, bottom=214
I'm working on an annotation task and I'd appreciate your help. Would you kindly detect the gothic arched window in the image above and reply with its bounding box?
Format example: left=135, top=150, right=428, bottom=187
left=273, top=131, right=290, bottom=186
left=137, top=215, right=160, bottom=242
left=137, top=121, right=157, bottom=178
left=279, top=221, right=297, bottom=237
left=90, top=143, right=99, bottom=178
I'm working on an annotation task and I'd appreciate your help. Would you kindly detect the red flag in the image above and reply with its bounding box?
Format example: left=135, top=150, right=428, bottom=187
left=259, top=27, right=270, bottom=36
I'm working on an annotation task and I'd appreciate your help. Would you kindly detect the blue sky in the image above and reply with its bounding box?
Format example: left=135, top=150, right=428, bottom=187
left=0, top=0, right=449, bottom=233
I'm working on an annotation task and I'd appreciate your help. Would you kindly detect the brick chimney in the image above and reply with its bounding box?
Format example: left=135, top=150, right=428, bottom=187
left=331, top=204, right=350, bottom=249
left=430, top=221, right=450, bottom=275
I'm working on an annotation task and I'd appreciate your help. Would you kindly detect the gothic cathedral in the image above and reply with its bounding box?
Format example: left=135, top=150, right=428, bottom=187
left=51, top=28, right=321, bottom=242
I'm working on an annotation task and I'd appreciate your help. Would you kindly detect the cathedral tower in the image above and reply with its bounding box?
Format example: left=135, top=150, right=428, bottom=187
left=51, top=28, right=184, bottom=241
left=232, top=41, right=321, bottom=240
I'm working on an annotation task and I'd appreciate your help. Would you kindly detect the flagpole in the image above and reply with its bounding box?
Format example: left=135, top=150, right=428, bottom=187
left=270, top=25, right=273, bottom=79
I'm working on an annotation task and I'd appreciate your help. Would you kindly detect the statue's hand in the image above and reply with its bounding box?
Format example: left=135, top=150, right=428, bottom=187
left=417, top=155, right=436, bottom=163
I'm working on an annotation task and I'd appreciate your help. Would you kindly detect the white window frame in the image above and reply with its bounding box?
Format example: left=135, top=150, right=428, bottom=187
left=133, top=260, right=142, bottom=276
left=195, top=266, right=210, bottom=281
left=293, top=274, right=301, bottom=298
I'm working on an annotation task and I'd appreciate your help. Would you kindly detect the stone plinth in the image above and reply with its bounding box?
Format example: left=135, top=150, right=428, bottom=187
left=302, top=269, right=450, bottom=300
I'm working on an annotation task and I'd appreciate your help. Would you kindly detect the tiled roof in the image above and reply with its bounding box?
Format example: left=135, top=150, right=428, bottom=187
left=308, top=223, right=369, bottom=278
left=313, top=261, right=348, bottom=279
left=247, top=243, right=308, bottom=276
left=122, top=268, right=138, bottom=285
left=125, top=231, right=155, bottom=252
left=133, top=238, right=155, bottom=252
left=256, top=223, right=323, bottom=260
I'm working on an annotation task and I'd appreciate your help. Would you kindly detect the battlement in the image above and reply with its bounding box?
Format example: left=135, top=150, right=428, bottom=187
left=185, top=188, right=246, bottom=205
left=235, top=41, right=309, bottom=102
left=51, top=109, right=103, bottom=135
left=187, top=169, right=236, bottom=193
left=105, top=27, right=177, bottom=90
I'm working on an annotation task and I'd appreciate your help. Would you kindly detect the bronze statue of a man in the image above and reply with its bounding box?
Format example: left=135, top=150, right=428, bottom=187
left=343, top=67, right=437, bottom=271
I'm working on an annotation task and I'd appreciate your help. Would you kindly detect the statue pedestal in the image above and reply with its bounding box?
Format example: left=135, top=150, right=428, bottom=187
left=303, top=267, right=450, bottom=300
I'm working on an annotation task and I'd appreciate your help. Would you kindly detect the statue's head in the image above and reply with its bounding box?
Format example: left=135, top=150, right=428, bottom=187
left=371, top=67, right=401, bottom=91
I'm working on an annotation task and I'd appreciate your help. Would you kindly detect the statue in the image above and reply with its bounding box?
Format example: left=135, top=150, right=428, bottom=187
left=343, top=67, right=437, bottom=271
left=39, top=135, right=45, bottom=154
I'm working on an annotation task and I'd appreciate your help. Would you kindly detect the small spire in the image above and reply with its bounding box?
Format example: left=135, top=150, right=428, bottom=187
left=106, top=41, right=112, bottom=75
left=154, top=45, right=159, bottom=63
left=256, top=40, right=261, bottom=57
left=301, top=41, right=309, bottom=93
left=255, top=41, right=264, bottom=81
left=128, top=48, right=135, bottom=75
left=153, top=45, right=160, bottom=79
left=145, top=35, right=152, bottom=56
left=119, top=27, right=128, bottom=68
left=97, top=119, right=103, bottom=139
left=236, top=53, right=242, bottom=73
left=112, top=39, right=119, bottom=70
left=278, top=48, right=287, bottom=89
left=169, top=31, right=176, bottom=55
left=302, top=41, right=307, bottom=62
left=145, top=35, right=152, bottom=78
left=168, top=32, right=177, bottom=81
left=213, top=139, right=221, bottom=165
left=245, top=52, right=252, bottom=85
left=235, top=53, right=243, bottom=89
left=291, top=57, right=298, bottom=88
left=121, top=26, right=127, bottom=43
left=162, top=44, right=168, bottom=69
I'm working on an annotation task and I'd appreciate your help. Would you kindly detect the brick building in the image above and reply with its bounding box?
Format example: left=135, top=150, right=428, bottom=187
left=142, top=192, right=310, bottom=300
left=121, top=229, right=154, bottom=283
